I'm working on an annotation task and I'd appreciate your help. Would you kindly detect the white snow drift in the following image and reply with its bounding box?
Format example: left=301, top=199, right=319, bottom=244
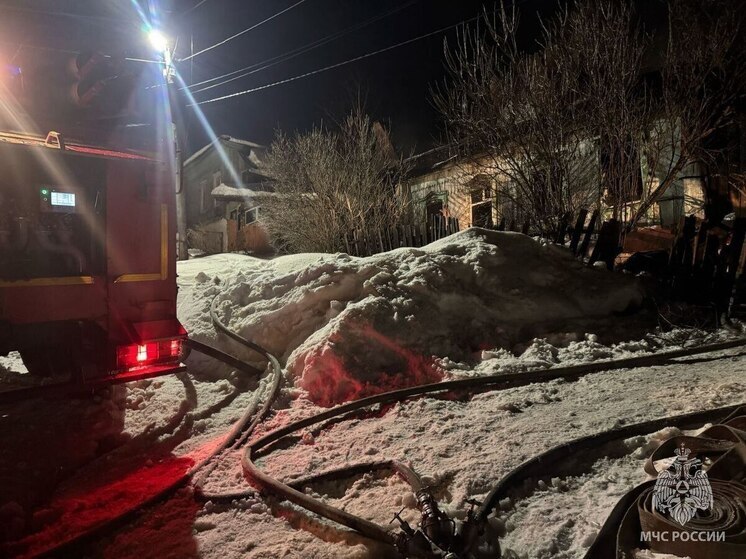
left=182, top=228, right=644, bottom=406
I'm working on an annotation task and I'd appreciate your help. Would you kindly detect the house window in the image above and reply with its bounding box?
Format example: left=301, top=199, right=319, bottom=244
left=213, top=170, right=222, bottom=188
left=468, top=175, right=494, bottom=228
left=245, top=207, right=260, bottom=225
left=424, top=192, right=447, bottom=221
left=200, top=179, right=209, bottom=213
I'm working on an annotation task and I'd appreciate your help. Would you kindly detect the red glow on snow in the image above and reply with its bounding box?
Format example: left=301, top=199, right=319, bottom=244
left=8, top=454, right=195, bottom=558
left=299, top=324, right=444, bottom=407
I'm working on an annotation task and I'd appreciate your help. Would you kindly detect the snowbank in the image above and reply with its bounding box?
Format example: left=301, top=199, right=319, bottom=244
left=6, top=237, right=741, bottom=558
left=182, top=228, right=644, bottom=405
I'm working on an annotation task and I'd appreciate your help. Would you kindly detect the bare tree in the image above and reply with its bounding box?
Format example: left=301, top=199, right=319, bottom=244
left=436, top=0, right=745, bottom=232
left=261, top=107, right=410, bottom=253
left=434, top=3, right=598, bottom=236
left=556, top=0, right=650, bottom=221
left=631, top=0, right=745, bottom=226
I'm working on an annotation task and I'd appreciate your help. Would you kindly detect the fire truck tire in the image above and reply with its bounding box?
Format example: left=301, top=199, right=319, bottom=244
left=19, top=346, right=80, bottom=378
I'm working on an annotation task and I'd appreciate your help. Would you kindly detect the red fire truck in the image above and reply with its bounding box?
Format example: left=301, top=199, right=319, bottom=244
left=0, top=53, right=186, bottom=383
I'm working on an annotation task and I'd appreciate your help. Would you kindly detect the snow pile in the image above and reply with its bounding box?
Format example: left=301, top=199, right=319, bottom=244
left=184, top=228, right=644, bottom=405
left=5, top=238, right=743, bottom=558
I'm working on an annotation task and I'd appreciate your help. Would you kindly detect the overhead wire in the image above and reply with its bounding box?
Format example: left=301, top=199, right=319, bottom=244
left=191, top=15, right=480, bottom=106
left=180, top=0, right=310, bottom=62
left=180, top=0, right=213, bottom=17
left=183, top=0, right=420, bottom=94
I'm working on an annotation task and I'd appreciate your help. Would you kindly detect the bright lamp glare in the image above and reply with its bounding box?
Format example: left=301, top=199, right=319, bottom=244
left=149, top=30, right=169, bottom=53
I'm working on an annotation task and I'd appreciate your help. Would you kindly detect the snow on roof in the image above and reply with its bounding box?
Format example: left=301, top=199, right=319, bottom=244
left=220, top=135, right=263, bottom=148
left=210, top=183, right=276, bottom=199
left=406, top=145, right=459, bottom=178
left=184, top=135, right=265, bottom=166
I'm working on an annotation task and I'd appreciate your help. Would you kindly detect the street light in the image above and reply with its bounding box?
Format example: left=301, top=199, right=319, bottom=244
left=147, top=29, right=173, bottom=82
left=148, top=30, right=169, bottom=54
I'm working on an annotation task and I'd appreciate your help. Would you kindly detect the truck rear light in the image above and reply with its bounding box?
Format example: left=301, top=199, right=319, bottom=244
left=117, top=337, right=184, bottom=370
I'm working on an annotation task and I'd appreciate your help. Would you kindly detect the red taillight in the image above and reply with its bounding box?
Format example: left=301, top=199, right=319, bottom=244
left=117, top=338, right=184, bottom=370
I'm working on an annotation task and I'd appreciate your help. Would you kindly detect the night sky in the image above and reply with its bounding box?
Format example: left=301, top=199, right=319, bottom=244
left=0, top=0, right=659, bottom=155
left=0, top=0, right=548, bottom=154
left=170, top=0, right=495, bottom=152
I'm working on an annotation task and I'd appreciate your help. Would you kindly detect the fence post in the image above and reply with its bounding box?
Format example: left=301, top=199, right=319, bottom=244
left=717, top=218, right=746, bottom=315
left=569, top=209, right=588, bottom=255
left=555, top=212, right=572, bottom=245
left=380, top=228, right=389, bottom=252
left=353, top=228, right=363, bottom=257
left=578, top=209, right=599, bottom=259
left=588, top=218, right=621, bottom=270
left=670, top=215, right=697, bottom=291
left=365, top=229, right=376, bottom=256
left=414, top=224, right=424, bottom=247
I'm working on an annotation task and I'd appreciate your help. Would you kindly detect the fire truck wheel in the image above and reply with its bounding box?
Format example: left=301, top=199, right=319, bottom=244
left=19, top=346, right=80, bottom=378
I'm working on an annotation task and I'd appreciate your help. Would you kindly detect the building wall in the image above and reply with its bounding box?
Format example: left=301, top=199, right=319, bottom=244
left=183, top=138, right=271, bottom=255
left=184, top=147, right=228, bottom=227
left=405, top=157, right=515, bottom=229
left=406, top=140, right=707, bottom=231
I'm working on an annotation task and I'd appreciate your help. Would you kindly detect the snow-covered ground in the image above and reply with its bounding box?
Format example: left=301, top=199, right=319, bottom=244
left=2, top=229, right=744, bottom=559
left=183, top=229, right=645, bottom=404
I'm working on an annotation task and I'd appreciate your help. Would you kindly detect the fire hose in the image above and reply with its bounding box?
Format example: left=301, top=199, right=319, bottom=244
left=222, top=317, right=746, bottom=558
left=5, top=317, right=282, bottom=558
left=478, top=404, right=746, bottom=559
left=5, top=296, right=746, bottom=558
left=585, top=406, right=746, bottom=559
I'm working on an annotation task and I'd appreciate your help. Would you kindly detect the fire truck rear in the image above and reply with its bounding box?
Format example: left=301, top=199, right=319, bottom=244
left=0, top=51, right=186, bottom=383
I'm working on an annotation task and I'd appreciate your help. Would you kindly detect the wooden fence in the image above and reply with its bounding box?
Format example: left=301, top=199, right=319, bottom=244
left=668, top=215, right=746, bottom=315
left=345, top=215, right=459, bottom=257
left=552, top=209, right=746, bottom=316
left=346, top=207, right=746, bottom=317
left=187, top=228, right=224, bottom=255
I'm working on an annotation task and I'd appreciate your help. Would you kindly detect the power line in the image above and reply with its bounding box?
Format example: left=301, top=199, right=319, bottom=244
left=192, top=16, right=479, bottom=107
left=180, top=0, right=310, bottom=62
left=180, top=0, right=213, bottom=17
left=186, top=0, right=419, bottom=95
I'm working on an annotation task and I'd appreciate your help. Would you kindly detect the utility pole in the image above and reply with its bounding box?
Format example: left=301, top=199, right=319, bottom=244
left=154, top=33, right=188, bottom=261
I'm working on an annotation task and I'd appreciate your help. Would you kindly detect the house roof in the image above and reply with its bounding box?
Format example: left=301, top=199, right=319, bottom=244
left=406, top=145, right=458, bottom=178
left=222, top=136, right=263, bottom=149
left=211, top=183, right=276, bottom=200
left=184, top=135, right=264, bottom=166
